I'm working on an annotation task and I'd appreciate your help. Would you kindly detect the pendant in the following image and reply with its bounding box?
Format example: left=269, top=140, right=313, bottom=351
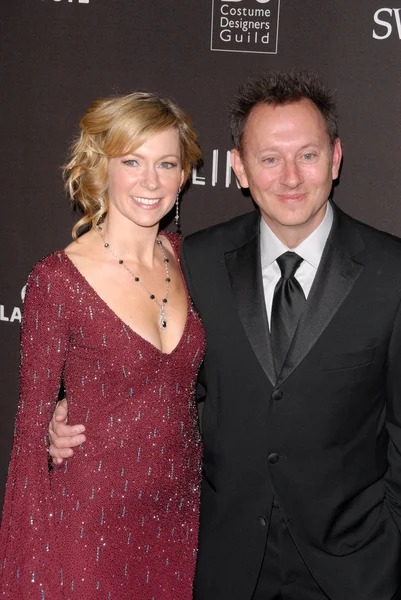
left=159, top=307, right=167, bottom=330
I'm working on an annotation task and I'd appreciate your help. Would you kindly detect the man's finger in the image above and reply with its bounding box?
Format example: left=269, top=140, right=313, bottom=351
left=50, top=422, right=85, bottom=437
left=53, top=398, right=69, bottom=423
left=49, top=445, right=74, bottom=460
left=48, top=431, right=86, bottom=449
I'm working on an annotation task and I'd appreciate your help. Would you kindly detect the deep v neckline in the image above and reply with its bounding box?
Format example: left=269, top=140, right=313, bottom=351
left=61, top=235, right=190, bottom=357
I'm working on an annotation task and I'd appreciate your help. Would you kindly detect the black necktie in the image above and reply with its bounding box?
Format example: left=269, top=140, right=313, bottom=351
left=271, top=252, right=306, bottom=374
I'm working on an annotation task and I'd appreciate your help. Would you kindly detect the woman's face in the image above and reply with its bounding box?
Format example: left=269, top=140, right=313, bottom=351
left=106, top=128, right=184, bottom=229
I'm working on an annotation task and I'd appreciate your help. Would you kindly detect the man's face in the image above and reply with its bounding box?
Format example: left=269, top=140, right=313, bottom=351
left=231, top=99, right=342, bottom=247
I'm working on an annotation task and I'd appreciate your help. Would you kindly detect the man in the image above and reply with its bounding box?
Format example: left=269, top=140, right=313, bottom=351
left=50, top=71, right=401, bottom=599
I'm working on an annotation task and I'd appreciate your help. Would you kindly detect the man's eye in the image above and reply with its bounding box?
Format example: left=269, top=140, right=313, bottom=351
left=263, top=157, right=276, bottom=164
left=303, top=153, right=315, bottom=160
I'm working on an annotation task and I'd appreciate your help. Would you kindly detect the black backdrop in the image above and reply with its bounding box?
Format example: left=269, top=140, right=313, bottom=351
left=1, top=0, right=401, bottom=507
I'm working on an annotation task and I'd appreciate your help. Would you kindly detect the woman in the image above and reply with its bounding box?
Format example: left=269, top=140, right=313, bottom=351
left=0, top=92, right=204, bottom=599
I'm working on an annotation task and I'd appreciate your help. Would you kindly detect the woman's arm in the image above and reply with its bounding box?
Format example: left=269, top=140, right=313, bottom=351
left=0, top=256, right=70, bottom=598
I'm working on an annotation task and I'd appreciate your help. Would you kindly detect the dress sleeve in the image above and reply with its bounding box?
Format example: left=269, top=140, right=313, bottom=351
left=0, top=256, right=70, bottom=599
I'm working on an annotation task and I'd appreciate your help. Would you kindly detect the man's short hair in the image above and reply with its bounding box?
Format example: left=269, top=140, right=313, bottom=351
left=229, top=70, right=338, bottom=151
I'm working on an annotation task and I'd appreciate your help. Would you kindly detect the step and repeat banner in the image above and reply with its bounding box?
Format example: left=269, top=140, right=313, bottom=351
left=1, top=0, right=401, bottom=506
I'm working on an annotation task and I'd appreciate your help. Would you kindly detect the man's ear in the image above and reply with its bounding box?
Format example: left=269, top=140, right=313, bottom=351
left=331, top=138, right=342, bottom=181
left=231, top=149, right=249, bottom=188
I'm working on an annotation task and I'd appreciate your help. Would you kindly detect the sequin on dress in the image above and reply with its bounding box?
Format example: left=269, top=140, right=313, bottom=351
left=0, top=233, right=205, bottom=599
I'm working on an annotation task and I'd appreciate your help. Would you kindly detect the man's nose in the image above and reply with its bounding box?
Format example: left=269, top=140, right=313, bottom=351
left=280, top=160, right=303, bottom=188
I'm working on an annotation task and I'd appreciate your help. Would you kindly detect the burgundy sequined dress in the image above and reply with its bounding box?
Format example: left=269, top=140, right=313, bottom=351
left=0, top=233, right=205, bottom=600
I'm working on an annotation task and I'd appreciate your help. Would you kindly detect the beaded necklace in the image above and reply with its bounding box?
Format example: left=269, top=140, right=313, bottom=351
left=97, top=226, right=170, bottom=329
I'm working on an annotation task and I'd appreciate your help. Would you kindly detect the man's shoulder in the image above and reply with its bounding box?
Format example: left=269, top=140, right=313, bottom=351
left=342, top=209, right=401, bottom=255
left=183, top=210, right=259, bottom=253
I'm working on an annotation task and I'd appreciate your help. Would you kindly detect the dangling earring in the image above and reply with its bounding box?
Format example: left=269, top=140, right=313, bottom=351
left=175, top=190, right=181, bottom=232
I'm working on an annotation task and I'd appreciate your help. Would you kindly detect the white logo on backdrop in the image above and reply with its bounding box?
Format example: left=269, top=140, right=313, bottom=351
left=211, top=0, right=280, bottom=54
left=373, top=8, right=401, bottom=39
left=52, top=0, right=89, bottom=4
left=192, top=150, right=240, bottom=189
left=0, top=285, right=25, bottom=324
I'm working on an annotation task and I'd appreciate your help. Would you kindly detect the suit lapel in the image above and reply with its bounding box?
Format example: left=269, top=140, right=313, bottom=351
left=225, top=216, right=276, bottom=386
left=276, top=206, right=365, bottom=387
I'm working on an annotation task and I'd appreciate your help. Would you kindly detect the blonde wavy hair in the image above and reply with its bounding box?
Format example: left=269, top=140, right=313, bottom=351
left=64, top=92, right=202, bottom=238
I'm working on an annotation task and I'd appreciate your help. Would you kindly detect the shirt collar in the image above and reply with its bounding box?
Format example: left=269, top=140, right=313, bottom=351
left=260, top=202, right=333, bottom=269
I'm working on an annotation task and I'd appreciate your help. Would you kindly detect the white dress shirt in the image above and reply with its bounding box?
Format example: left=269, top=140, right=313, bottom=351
left=260, top=203, right=333, bottom=328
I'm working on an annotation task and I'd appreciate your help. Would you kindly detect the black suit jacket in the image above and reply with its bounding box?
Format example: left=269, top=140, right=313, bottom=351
left=181, top=205, right=401, bottom=600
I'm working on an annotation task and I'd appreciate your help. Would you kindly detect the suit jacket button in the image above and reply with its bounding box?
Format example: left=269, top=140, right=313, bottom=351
left=258, top=516, right=267, bottom=527
left=268, top=453, right=280, bottom=464
left=272, top=390, right=283, bottom=401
